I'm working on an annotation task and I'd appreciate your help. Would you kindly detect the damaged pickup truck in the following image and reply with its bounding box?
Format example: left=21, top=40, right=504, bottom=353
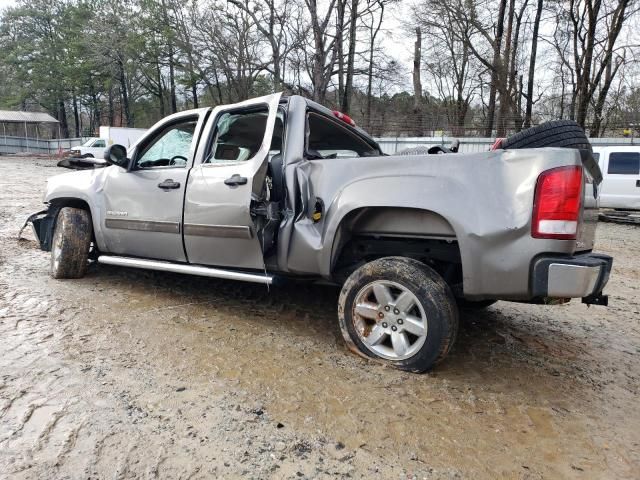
left=26, top=93, right=612, bottom=372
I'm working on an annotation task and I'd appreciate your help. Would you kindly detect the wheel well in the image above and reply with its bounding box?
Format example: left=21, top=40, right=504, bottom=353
left=49, top=197, right=92, bottom=212
left=48, top=198, right=96, bottom=249
left=330, top=207, right=463, bottom=291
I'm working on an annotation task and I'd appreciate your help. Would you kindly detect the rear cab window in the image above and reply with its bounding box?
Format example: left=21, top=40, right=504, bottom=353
left=306, top=112, right=380, bottom=159
left=608, top=152, right=640, bottom=175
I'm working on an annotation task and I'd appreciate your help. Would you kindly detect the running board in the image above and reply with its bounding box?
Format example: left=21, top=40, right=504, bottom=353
left=97, top=255, right=274, bottom=285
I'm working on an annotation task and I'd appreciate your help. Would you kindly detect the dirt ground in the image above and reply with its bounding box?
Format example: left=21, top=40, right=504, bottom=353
left=0, top=156, right=638, bottom=479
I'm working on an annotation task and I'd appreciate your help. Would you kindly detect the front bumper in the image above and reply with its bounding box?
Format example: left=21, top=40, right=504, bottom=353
left=531, top=253, right=612, bottom=302
left=19, top=208, right=56, bottom=251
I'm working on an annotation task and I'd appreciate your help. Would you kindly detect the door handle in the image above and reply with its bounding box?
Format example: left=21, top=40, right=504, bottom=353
left=224, top=174, right=248, bottom=186
left=158, top=179, right=181, bottom=190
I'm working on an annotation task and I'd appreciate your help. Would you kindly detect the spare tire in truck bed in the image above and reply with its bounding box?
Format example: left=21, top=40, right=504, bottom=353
left=501, top=120, right=591, bottom=151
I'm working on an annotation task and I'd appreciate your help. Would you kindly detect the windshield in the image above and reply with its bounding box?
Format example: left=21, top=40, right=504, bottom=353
left=81, top=138, right=99, bottom=147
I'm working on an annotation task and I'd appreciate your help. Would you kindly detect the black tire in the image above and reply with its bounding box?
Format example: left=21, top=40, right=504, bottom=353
left=501, top=120, right=591, bottom=152
left=338, top=257, right=459, bottom=373
left=50, top=207, right=92, bottom=279
left=457, top=299, right=497, bottom=310
left=81, top=153, right=94, bottom=158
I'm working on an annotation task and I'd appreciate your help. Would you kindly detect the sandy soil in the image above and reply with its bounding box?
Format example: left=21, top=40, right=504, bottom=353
left=0, top=156, right=638, bottom=479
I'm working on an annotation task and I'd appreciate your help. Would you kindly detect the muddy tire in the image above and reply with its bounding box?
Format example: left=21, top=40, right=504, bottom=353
left=501, top=120, right=591, bottom=151
left=457, top=299, right=497, bottom=310
left=338, top=257, right=459, bottom=373
left=50, top=207, right=92, bottom=279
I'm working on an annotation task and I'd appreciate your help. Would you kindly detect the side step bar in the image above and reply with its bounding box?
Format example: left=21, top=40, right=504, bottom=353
left=97, top=255, right=274, bottom=285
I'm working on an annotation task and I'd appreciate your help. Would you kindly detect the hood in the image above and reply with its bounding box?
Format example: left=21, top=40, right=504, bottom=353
left=44, top=166, right=110, bottom=204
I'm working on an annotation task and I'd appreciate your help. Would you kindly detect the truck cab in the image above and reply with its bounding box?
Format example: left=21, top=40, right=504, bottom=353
left=592, top=146, right=640, bottom=210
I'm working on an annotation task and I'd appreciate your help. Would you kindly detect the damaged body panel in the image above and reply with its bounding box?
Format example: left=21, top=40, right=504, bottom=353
left=26, top=93, right=609, bottom=304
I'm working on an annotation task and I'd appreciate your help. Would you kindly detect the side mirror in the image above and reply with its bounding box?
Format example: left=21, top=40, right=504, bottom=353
left=104, top=144, right=129, bottom=168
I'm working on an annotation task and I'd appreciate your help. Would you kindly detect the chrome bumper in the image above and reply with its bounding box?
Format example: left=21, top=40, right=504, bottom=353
left=531, top=253, right=613, bottom=301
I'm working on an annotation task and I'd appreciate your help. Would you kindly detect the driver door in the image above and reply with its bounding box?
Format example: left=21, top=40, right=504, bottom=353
left=100, top=110, right=209, bottom=261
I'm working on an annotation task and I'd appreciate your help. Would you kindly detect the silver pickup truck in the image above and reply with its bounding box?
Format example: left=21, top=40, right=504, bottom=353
left=26, top=93, right=612, bottom=372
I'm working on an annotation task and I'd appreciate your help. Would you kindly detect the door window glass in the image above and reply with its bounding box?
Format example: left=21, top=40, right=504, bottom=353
left=93, top=140, right=106, bottom=148
left=307, top=112, right=380, bottom=159
left=608, top=152, right=640, bottom=175
left=204, top=107, right=269, bottom=164
left=135, top=119, right=197, bottom=169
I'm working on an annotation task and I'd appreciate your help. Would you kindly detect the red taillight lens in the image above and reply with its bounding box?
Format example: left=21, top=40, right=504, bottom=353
left=532, top=165, right=583, bottom=240
left=332, top=110, right=356, bottom=126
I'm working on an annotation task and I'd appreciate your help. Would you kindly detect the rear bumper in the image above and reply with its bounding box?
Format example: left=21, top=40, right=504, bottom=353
left=531, top=253, right=612, bottom=300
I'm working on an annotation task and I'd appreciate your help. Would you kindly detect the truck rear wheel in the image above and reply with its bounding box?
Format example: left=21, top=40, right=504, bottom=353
left=50, top=207, right=92, bottom=279
left=338, top=257, right=459, bottom=372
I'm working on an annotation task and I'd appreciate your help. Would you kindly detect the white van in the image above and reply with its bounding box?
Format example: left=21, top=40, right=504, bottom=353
left=592, top=146, right=640, bottom=210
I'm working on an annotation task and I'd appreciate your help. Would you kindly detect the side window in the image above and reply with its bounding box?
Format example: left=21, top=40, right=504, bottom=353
left=93, top=140, right=106, bottom=148
left=204, top=107, right=269, bottom=164
left=608, top=152, right=640, bottom=175
left=307, top=112, right=379, bottom=159
left=134, top=119, right=197, bottom=169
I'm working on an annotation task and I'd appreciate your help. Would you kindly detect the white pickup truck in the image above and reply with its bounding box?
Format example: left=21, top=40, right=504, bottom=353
left=68, top=127, right=147, bottom=158
left=592, top=146, right=640, bottom=210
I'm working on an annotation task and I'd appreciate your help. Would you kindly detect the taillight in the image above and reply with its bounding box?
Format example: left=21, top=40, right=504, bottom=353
left=532, top=165, right=583, bottom=240
left=332, top=110, right=356, bottom=126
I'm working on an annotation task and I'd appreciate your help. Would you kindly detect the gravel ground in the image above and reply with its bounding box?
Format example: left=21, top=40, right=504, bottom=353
left=0, top=156, right=638, bottom=479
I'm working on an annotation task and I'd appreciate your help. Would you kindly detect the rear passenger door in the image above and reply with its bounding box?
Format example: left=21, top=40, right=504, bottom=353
left=601, top=151, right=640, bottom=209
left=183, top=93, right=282, bottom=269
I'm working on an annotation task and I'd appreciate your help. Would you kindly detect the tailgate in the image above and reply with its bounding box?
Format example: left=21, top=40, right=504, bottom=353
left=577, top=149, right=602, bottom=252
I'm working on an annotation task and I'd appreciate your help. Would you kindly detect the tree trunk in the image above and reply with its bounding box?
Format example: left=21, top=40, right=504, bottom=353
left=117, top=58, right=132, bottom=127
left=524, top=0, right=543, bottom=128
left=156, top=61, right=165, bottom=117
left=484, top=0, right=508, bottom=137
left=58, top=99, right=69, bottom=138
left=574, top=1, right=599, bottom=128
left=108, top=86, right=115, bottom=126
left=590, top=57, right=622, bottom=137
left=341, top=0, right=358, bottom=113
left=336, top=0, right=346, bottom=104
left=72, top=91, right=80, bottom=137
left=90, top=85, right=101, bottom=134
left=412, top=27, right=423, bottom=136
left=365, top=3, right=383, bottom=132
left=496, top=0, right=516, bottom=137
left=192, top=82, right=199, bottom=109
left=169, top=43, right=177, bottom=114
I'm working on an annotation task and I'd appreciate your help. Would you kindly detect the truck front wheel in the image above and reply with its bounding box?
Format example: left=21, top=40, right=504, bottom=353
left=338, top=257, right=459, bottom=372
left=50, top=207, right=92, bottom=279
